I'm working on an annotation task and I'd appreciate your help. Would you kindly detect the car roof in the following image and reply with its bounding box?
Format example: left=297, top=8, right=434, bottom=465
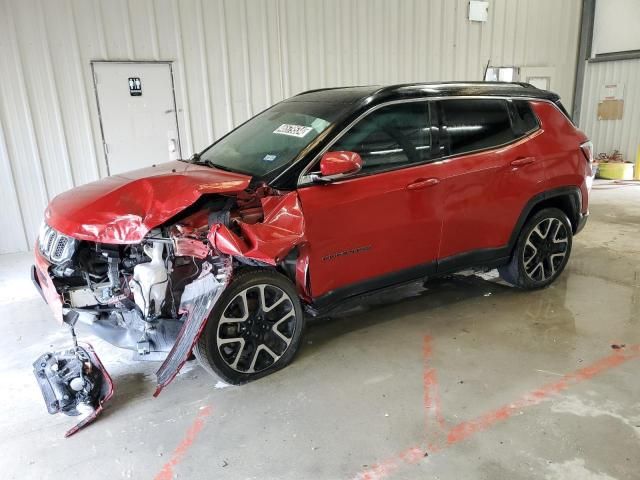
left=288, top=81, right=560, bottom=105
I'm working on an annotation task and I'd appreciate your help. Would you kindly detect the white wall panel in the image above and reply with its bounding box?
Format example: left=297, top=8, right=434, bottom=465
left=0, top=0, right=581, bottom=253
left=0, top=0, right=51, bottom=250
left=593, top=0, right=640, bottom=56
left=579, top=58, right=640, bottom=163
left=0, top=114, right=28, bottom=253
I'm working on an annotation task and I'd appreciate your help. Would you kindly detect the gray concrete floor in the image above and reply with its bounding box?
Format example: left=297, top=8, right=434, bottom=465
left=1, top=180, right=639, bottom=480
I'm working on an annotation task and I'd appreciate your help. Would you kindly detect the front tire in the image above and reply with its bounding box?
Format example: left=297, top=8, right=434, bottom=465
left=194, top=269, right=305, bottom=385
left=499, top=208, right=573, bottom=289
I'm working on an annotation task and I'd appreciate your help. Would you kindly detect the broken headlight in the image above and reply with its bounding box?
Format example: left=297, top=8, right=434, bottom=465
left=38, top=222, right=78, bottom=264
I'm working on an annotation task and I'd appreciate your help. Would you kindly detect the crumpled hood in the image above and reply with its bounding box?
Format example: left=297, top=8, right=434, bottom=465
left=45, top=161, right=252, bottom=243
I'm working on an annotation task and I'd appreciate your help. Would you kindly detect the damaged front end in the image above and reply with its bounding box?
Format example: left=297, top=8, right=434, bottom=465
left=31, top=184, right=306, bottom=436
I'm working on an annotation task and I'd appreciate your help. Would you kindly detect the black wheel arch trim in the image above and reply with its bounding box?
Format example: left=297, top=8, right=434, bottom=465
left=507, top=186, right=582, bottom=255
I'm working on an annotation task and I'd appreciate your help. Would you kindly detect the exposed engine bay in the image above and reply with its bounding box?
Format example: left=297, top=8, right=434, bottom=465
left=32, top=185, right=306, bottom=436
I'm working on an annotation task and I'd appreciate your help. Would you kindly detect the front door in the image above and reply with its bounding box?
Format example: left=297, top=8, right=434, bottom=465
left=92, top=62, right=180, bottom=175
left=297, top=101, right=444, bottom=300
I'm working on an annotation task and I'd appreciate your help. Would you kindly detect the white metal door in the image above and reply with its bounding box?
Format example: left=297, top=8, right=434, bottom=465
left=93, top=62, right=180, bottom=175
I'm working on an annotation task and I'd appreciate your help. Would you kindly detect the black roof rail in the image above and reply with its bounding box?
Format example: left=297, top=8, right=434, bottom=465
left=289, top=81, right=559, bottom=105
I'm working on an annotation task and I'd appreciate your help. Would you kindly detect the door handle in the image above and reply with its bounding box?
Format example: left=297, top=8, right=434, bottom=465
left=510, top=156, right=536, bottom=167
left=407, top=178, right=440, bottom=190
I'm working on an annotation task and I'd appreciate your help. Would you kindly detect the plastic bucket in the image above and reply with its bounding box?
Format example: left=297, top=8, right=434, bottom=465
left=597, top=162, right=634, bottom=180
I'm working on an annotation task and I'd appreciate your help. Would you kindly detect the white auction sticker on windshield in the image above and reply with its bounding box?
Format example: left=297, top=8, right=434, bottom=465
left=273, top=124, right=313, bottom=138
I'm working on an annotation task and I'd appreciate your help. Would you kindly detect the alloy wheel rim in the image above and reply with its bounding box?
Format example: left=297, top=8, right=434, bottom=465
left=522, top=217, right=569, bottom=282
left=216, top=284, right=296, bottom=373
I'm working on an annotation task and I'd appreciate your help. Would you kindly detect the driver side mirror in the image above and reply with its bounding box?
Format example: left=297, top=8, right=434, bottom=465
left=316, top=151, right=363, bottom=182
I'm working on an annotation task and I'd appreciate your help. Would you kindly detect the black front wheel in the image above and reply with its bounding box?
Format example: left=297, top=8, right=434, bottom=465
left=499, top=208, right=573, bottom=289
left=194, top=269, right=306, bottom=385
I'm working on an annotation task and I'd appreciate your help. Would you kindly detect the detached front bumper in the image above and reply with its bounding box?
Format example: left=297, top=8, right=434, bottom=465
left=32, top=248, right=64, bottom=323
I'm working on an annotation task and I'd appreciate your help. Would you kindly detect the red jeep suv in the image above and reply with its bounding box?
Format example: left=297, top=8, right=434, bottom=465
left=32, top=82, right=594, bottom=433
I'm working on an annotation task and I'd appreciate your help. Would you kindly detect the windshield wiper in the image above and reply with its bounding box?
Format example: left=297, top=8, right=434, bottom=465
left=184, top=151, right=244, bottom=174
left=202, top=160, right=239, bottom=173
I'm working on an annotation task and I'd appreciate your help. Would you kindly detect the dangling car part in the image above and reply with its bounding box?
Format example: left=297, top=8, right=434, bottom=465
left=155, top=259, right=230, bottom=395
left=31, top=82, right=593, bottom=436
left=33, top=338, right=113, bottom=437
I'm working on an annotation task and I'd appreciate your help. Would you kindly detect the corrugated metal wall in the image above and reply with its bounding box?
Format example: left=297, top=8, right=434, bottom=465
left=579, top=58, right=640, bottom=163
left=0, top=0, right=582, bottom=254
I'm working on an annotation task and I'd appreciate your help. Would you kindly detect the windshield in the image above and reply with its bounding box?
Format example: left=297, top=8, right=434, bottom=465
left=198, top=101, right=342, bottom=178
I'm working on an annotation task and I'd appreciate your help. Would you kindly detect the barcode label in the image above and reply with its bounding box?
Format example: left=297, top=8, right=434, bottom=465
left=273, top=124, right=313, bottom=138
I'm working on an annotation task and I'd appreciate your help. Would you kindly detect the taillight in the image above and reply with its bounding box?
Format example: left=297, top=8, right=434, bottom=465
left=580, top=140, right=595, bottom=192
left=580, top=140, right=593, bottom=164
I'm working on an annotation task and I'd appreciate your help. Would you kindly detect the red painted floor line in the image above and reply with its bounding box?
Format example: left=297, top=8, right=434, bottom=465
left=422, top=336, right=448, bottom=448
left=354, top=343, right=640, bottom=480
left=154, top=405, right=213, bottom=480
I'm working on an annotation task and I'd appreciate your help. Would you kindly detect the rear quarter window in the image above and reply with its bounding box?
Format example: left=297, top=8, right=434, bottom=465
left=512, top=100, right=540, bottom=135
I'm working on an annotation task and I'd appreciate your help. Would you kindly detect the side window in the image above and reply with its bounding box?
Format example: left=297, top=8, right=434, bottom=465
left=439, top=99, right=517, bottom=156
left=512, top=100, right=539, bottom=134
left=330, top=102, right=431, bottom=173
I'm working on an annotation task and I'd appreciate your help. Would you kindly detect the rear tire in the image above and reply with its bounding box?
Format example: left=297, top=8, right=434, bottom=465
left=499, top=208, right=572, bottom=289
left=194, top=269, right=305, bottom=385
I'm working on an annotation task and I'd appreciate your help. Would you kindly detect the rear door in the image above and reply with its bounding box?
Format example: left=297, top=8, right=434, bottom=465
left=434, top=98, right=545, bottom=267
left=297, top=101, right=445, bottom=299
